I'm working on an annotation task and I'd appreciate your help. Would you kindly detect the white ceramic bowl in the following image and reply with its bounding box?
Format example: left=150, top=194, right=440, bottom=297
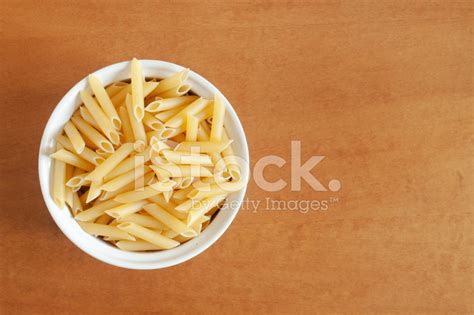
left=38, top=60, right=249, bottom=269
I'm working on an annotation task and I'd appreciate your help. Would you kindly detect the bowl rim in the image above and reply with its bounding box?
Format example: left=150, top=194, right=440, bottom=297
left=38, top=59, right=250, bottom=269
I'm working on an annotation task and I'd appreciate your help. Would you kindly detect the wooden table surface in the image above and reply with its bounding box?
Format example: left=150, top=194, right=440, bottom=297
left=1, top=1, right=472, bottom=314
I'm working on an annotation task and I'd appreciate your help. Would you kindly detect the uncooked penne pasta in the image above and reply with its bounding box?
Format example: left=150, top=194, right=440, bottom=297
left=71, top=116, right=114, bottom=153
left=175, top=140, right=232, bottom=153
left=158, top=83, right=191, bottom=98
left=115, top=240, right=163, bottom=251
left=52, top=143, right=66, bottom=208
left=150, top=164, right=213, bottom=178
left=86, top=143, right=135, bottom=182
left=63, top=121, right=85, bottom=154
left=114, top=181, right=175, bottom=203
left=187, top=194, right=227, bottom=226
left=118, top=105, right=134, bottom=143
left=131, top=58, right=145, bottom=120
left=103, top=147, right=151, bottom=181
left=125, top=94, right=146, bottom=151
left=56, top=135, right=104, bottom=165
left=78, top=222, right=135, bottom=241
left=80, top=90, right=120, bottom=145
left=116, top=213, right=166, bottom=230
left=117, top=222, right=179, bottom=249
left=50, top=149, right=95, bottom=171
left=155, top=105, right=186, bottom=122
left=164, top=98, right=209, bottom=128
left=143, top=112, right=163, bottom=130
left=161, top=150, right=213, bottom=166
left=79, top=106, right=100, bottom=130
left=53, top=60, right=246, bottom=252
left=149, top=69, right=189, bottom=97
left=143, top=203, right=189, bottom=234
left=74, top=199, right=121, bottom=222
left=186, top=114, right=199, bottom=141
left=106, top=82, right=128, bottom=98
left=210, top=93, right=226, bottom=142
left=88, top=74, right=121, bottom=130
left=145, top=95, right=198, bottom=113
left=104, top=200, right=148, bottom=219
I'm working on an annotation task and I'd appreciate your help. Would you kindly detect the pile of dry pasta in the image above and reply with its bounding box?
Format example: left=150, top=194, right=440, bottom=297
left=50, top=58, right=244, bottom=251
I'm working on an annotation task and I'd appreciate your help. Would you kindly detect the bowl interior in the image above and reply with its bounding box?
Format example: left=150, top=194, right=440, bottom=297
left=38, top=60, right=249, bottom=269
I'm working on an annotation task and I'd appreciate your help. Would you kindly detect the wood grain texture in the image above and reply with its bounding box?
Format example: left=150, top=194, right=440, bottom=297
left=0, top=1, right=472, bottom=314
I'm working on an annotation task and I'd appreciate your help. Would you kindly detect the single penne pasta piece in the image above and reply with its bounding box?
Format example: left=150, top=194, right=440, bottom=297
left=86, top=180, right=102, bottom=203
left=175, top=140, right=232, bottom=153
left=63, top=121, right=85, bottom=154
left=95, top=213, right=112, bottom=225
left=187, top=194, right=227, bottom=226
left=145, top=95, right=198, bottom=113
left=79, top=106, right=100, bottom=130
left=88, top=74, right=121, bottom=130
left=105, top=200, right=148, bottom=219
left=100, top=172, right=154, bottom=201
left=131, top=58, right=145, bottom=120
left=80, top=90, right=120, bottom=145
left=116, top=213, right=166, bottom=230
left=125, top=94, right=146, bottom=151
left=221, top=129, right=241, bottom=180
left=188, top=181, right=246, bottom=199
left=50, top=149, right=95, bottom=171
left=71, top=116, right=114, bottom=153
left=115, top=240, right=164, bottom=251
left=86, top=143, right=135, bottom=182
left=78, top=222, right=135, bottom=240
left=52, top=143, right=66, bottom=208
left=155, top=105, right=186, bottom=122
left=103, top=146, right=151, bottom=181
left=106, top=82, right=128, bottom=98
left=118, top=105, right=135, bottom=143
left=150, top=164, right=213, bottom=178
left=149, top=69, right=189, bottom=96
left=56, top=135, right=104, bottom=165
left=117, top=222, right=180, bottom=249
left=186, top=114, right=199, bottom=141
left=72, top=191, right=83, bottom=215
left=148, top=194, right=187, bottom=220
left=113, top=182, right=174, bottom=203
left=161, top=150, right=212, bottom=166
left=143, top=112, right=163, bottom=130
left=101, top=165, right=151, bottom=192
left=74, top=199, right=121, bottom=222
left=209, top=93, right=226, bottom=141
left=143, top=203, right=189, bottom=234
left=158, top=83, right=191, bottom=98
left=164, top=98, right=209, bottom=128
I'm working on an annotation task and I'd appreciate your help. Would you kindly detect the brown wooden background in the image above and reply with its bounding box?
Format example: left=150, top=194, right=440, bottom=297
left=1, top=1, right=472, bottom=314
